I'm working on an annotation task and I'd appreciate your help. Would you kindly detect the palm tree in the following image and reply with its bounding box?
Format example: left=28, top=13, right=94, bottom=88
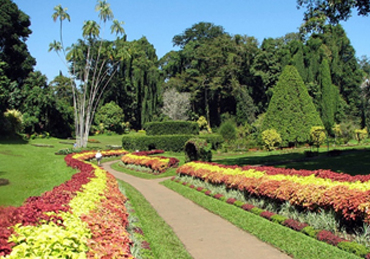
left=110, top=19, right=125, bottom=36
left=52, top=5, right=70, bottom=53
left=95, top=0, right=113, bottom=23
left=82, top=20, right=100, bottom=39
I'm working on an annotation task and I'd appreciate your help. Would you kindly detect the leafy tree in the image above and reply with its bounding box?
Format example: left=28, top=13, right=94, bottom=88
left=94, top=101, right=124, bottom=133
left=261, top=65, right=323, bottom=146
left=161, top=87, right=190, bottom=121
left=261, top=129, right=282, bottom=151
left=297, top=0, right=370, bottom=23
left=172, top=22, right=225, bottom=48
left=0, top=0, right=35, bottom=83
left=19, top=71, right=55, bottom=134
left=49, top=1, right=128, bottom=147
left=161, top=24, right=259, bottom=127
left=0, top=62, right=10, bottom=113
left=103, top=37, right=161, bottom=129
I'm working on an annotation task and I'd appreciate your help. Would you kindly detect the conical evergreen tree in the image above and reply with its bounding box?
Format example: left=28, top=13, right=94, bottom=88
left=319, top=58, right=338, bottom=134
left=261, top=65, right=323, bottom=146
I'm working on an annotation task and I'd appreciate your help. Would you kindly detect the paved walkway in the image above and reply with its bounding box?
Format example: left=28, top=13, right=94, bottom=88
left=103, top=161, right=292, bottom=259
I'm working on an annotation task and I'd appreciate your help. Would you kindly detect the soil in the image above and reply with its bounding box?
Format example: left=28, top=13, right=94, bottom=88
left=103, top=161, right=292, bottom=259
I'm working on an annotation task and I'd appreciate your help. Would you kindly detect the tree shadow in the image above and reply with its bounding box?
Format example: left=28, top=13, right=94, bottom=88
left=0, top=135, right=28, bottom=145
left=213, top=147, right=370, bottom=176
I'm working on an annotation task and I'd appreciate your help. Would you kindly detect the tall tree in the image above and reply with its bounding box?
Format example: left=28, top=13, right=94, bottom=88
left=261, top=65, right=323, bottom=146
left=319, top=58, right=338, bottom=134
left=49, top=1, right=128, bottom=147
left=0, top=0, right=35, bottom=83
left=297, top=0, right=370, bottom=23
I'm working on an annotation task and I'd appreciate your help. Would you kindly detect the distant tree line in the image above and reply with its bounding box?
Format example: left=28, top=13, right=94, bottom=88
left=1, top=0, right=369, bottom=148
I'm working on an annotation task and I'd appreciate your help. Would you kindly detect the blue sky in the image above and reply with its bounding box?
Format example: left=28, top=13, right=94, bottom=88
left=13, top=0, right=370, bottom=81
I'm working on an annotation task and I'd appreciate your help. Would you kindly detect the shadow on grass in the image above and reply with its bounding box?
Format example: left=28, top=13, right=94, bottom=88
left=214, top=151, right=305, bottom=166
left=214, top=148, right=370, bottom=176
left=0, top=135, right=28, bottom=145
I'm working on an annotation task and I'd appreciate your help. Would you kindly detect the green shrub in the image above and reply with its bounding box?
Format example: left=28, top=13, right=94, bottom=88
left=199, top=134, right=224, bottom=150
left=144, top=121, right=199, bottom=135
left=122, top=135, right=192, bottom=152
left=250, top=207, right=264, bottom=216
left=122, top=134, right=223, bottom=152
left=301, top=226, right=320, bottom=238
left=337, top=241, right=370, bottom=257
left=184, top=138, right=212, bottom=162
left=270, top=214, right=288, bottom=224
left=218, top=120, right=237, bottom=142
left=233, top=201, right=245, bottom=208
left=261, top=129, right=282, bottom=151
left=94, top=101, right=125, bottom=134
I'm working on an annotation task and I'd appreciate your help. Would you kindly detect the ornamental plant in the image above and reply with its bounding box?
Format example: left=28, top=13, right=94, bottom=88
left=0, top=150, right=134, bottom=258
left=310, top=126, right=326, bottom=151
left=121, top=153, right=179, bottom=173
left=176, top=161, right=370, bottom=224
left=261, top=129, right=282, bottom=151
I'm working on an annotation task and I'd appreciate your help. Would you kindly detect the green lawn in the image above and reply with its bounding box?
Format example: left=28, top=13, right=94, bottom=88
left=0, top=137, right=78, bottom=206
left=0, top=134, right=126, bottom=206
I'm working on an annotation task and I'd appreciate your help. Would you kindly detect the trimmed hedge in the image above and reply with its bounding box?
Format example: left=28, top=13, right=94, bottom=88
left=144, top=121, right=199, bottom=136
left=122, top=134, right=223, bottom=152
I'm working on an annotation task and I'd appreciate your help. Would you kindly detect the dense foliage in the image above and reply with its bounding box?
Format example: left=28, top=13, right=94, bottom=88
left=144, top=121, right=199, bottom=135
left=261, top=65, right=323, bottom=146
left=0, top=1, right=368, bottom=150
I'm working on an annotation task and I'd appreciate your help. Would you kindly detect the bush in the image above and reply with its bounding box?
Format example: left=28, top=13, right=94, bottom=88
left=270, top=214, right=288, bottom=224
left=218, top=120, right=237, bottom=142
left=122, top=135, right=192, bottom=152
left=3, top=109, right=23, bottom=134
left=355, top=128, right=368, bottom=143
left=337, top=241, right=370, bottom=257
left=94, top=101, right=125, bottom=134
left=184, top=138, right=212, bottom=162
left=144, top=121, right=199, bottom=136
left=261, top=129, right=282, bottom=151
left=301, top=226, right=319, bottom=238
left=310, top=126, right=326, bottom=150
left=122, top=134, right=223, bottom=152
left=250, top=207, right=264, bottom=216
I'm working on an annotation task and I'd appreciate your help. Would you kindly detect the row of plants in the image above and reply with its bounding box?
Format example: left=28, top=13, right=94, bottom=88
left=122, top=134, right=223, bottom=152
left=0, top=150, right=134, bottom=258
left=170, top=175, right=370, bottom=258
left=176, top=161, right=370, bottom=224
left=121, top=153, right=180, bottom=174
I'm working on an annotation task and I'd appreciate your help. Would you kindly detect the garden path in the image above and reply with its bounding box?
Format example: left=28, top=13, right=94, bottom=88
left=103, top=161, right=292, bottom=259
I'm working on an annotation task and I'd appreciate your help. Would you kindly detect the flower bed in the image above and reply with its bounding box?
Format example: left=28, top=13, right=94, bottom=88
left=0, top=150, right=134, bottom=258
left=171, top=176, right=370, bottom=258
left=176, top=161, right=370, bottom=223
left=121, top=153, right=179, bottom=174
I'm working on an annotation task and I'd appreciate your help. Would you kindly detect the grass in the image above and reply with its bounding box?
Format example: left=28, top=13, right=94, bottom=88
left=118, top=180, right=192, bottom=259
left=277, top=148, right=370, bottom=175
left=0, top=134, right=125, bottom=206
left=213, top=145, right=370, bottom=176
left=0, top=137, right=77, bottom=206
left=162, top=179, right=360, bottom=259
